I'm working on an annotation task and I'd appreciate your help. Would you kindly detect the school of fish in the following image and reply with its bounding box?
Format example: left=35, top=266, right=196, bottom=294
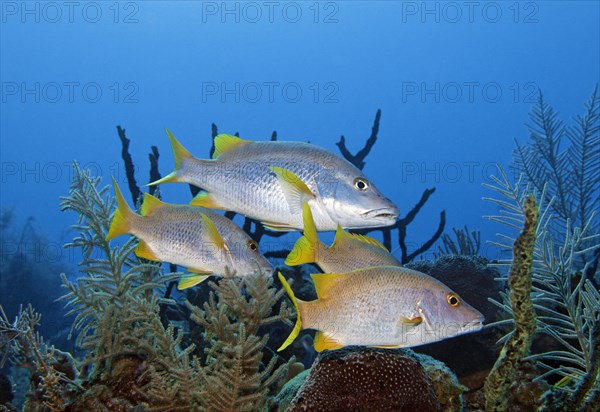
left=106, top=129, right=485, bottom=352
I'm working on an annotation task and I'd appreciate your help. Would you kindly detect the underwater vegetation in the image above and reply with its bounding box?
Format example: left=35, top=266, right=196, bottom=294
left=0, top=91, right=598, bottom=411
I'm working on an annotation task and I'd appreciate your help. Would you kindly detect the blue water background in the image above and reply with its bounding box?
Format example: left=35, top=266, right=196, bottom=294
left=1, top=1, right=599, bottom=286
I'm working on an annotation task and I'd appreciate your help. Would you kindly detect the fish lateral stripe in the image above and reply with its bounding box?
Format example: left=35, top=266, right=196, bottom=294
left=277, top=272, right=303, bottom=352
left=106, top=178, right=136, bottom=241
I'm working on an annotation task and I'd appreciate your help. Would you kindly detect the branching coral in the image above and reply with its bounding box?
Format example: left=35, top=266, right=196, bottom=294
left=434, top=225, right=481, bottom=257
left=484, top=166, right=599, bottom=409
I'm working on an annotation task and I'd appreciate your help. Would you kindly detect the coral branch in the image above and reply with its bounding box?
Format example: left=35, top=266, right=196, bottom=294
left=484, top=195, right=538, bottom=411
left=148, top=145, right=161, bottom=196
left=116, top=125, right=141, bottom=204
left=336, top=109, right=381, bottom=170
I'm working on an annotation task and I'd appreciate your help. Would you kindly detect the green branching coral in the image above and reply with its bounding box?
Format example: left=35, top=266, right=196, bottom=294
left=484, top=165, right=599, bottom=408
left=484, top=195, right=538, bottom=411
left=513, top=87, right=599, bottom=270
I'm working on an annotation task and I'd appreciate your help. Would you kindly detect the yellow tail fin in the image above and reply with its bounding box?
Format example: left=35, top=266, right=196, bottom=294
left=285, top=202, right=322, bottom=266
left=106, top=178, right=136, bottom=241
left=277, top=272, right=303, bottom=352
left=148, top=129, right=192, bottom=186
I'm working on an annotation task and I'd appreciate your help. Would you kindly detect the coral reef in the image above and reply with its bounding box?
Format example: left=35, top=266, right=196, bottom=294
left=484, top=195, right=539, bottom=411
left=434, top=226, right=481, bottom=257
left=282, top=347, right=442, bottom=412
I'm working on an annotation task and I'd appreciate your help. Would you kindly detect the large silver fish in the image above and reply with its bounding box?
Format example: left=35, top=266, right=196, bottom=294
left=278, top=267, right=484, bottom=352
left=150, top=130, right=399, bottom=231
left=106, top=180, right=273, bottom=290
left=285, top=202, right=402, bottom=272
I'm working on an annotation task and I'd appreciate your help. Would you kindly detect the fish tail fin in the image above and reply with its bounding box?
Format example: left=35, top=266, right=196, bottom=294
left=277, top=272, right=304, bottom=352
left=285, top=202, right=322, bottom=266
left=106, top=178, right=136, bottom=240
left=148, top=128, right=192, bottom=186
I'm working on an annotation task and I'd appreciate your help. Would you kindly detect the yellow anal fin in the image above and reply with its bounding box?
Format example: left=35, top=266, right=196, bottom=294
left=285, top=202, right=321, bottom=266
left=310, top=272, right=344, bottom=299
left=190, top=192, right=227, bottom=210
left=314, top=331, right=344, bottom=352
left=177, top=271, right=212, bottom=290
left=261, top=221, right=296, bottom=232
left=269, top=167, right=314, bottom=214
left=135, top=240, right=160, bottom=261
left=213, top=134, right=251, bottom=159
left=141, top=193, right=165, bottom=216
left=277, top=272, right=303, bottom=352
left=372, top=344, right=402, bottom=349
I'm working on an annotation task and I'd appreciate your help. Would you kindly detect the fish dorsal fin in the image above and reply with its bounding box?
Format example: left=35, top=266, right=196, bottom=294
left=269, top=167, right=315, bottom=215
left=141, top=193, right=165, bottom=216
left=200, top=213, right=225, bottom=248
left=310, top=272, right=344, bottom=299
left=135, top=240, right=159, bottom=261
left=332, top=226, right=389, bottom=252
left=314, top=331, right=343, bottom=352
left=212, top=134, right=251, bottom=159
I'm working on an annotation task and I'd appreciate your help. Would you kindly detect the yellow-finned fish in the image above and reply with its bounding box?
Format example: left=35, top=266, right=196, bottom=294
left=149, top=130, right=399, bottom=231
left=285, top=203, right=402, bottom=272
left=277, top=268, right=484, bottom=352
left=106, top=180, right=273, bottom=290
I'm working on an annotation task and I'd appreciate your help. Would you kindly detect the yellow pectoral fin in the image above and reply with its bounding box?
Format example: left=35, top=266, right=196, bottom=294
left=177, top=271, right=212, bottom=290
left=314, top=331, right=344, bottom=352
left=200, top=213, right=225, bottom=249
left=400, top=316, right=423, bottom=326
left=212, top=134, right=251, bottom=159
left=372, top=344, right=403, bottom=349
left=269, top=167, right=314, bottom=214
left=190, top=192, right=227, bottom=210
left=135, top=240, right=160, bottom=261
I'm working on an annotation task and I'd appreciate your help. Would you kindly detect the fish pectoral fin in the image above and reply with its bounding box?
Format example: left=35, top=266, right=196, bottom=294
left=314, top=331, right=344, bottom=352
left=135, top=240, right=160, bottom=261
left=200, top=213, right=226, bottom=249
left=177, top=271, right=212, bottom=290
left=190, top=192, right=227, bottom=210
left=261, top=221, right=296, bottom=232
left=400, top=315, right=423, bottom=326
left=269, top=166, right=315, bottom=215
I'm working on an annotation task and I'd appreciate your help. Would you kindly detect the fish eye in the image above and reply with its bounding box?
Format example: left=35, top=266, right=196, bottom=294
left=447, top=293, right=460, bottom=307
left=353, top=177, right=369, bottom=191
left=247, top=240, right=258, bottom=252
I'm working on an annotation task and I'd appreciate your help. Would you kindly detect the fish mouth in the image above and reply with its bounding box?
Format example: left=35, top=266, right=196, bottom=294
left=462, top=317, right=485, bottom=332
left=362, top=207, right=400, bottom=221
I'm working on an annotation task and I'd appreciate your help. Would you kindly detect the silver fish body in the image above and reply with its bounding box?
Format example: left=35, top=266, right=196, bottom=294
left=154, top=132, right=399, bottom=231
